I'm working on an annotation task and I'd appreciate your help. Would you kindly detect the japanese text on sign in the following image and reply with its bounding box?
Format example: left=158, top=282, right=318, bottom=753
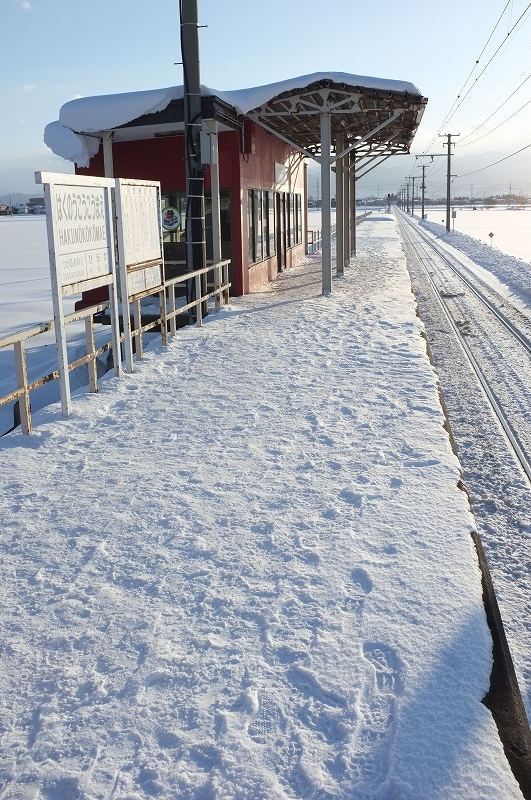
left=51, top=186, right=111, bottom=287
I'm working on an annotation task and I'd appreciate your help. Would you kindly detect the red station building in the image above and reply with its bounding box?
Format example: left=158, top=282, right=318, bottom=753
left=44, top=73, right=426, bottom=305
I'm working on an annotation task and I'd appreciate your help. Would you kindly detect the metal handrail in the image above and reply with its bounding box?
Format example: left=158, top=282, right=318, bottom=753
left=306, top=211, right=372, bottom=254
left=0, top=259, right=231, bottom=435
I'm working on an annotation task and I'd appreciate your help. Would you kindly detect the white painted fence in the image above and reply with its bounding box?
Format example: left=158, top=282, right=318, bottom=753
left=0, top=260, right=231, bottom=435
left=1, top=170, right=230, bottom=435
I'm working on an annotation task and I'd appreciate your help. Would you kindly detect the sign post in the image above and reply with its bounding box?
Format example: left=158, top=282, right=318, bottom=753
left=114, top=179, right=164, bottom=373
left=35, top=172, right=121, bottom=416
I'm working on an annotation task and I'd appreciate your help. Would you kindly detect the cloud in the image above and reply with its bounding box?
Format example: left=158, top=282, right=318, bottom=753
left=22, top=84, right=36, bottom=92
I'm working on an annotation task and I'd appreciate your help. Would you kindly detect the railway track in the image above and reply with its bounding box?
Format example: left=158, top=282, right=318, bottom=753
left=397, top=210, right=531, bottom=484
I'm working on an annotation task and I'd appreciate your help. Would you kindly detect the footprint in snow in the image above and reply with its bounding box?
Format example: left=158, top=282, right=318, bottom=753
left=247, top=689, right=285, bottom=745
left=341, top=567, right=373, bottom=616
left=349, top=642, right=403, bottom=794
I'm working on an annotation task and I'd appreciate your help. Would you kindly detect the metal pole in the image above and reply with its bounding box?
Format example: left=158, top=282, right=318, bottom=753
left=336, top=133, right=344, bottom=276
left=206, top=119, right=222, bottom=311
left=102, top=132, right=114, bottom=178
left=343, top=145, right=350, bottom=269
left=421, top=165, right=426, bottom=220
left=350, top=153, right=356, bottom=256
left=181, top=0, right=207, bottom=315
left=440, top=133, right=459, bottom=232
left=411, top=177, right=415, bottom=216
left=446, top=134, right=451, bottom=232
left=320, top=111, right=332, bottom=294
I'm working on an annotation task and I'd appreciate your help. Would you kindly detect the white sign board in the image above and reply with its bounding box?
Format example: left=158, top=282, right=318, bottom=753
left=114, top=178, right=164, bottom=373
left=127, top=264, right=163, bottom=296
left=50, top=185, right=112, bottom=288
left=117, top=182, right=162, bottom=268
left=35, top=171, right=121, bottom=418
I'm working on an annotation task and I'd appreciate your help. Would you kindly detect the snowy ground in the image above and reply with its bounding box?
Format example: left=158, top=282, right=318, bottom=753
left=419, top=206, right=531, bottom=264
left=0, top=216, right=522, bottom=798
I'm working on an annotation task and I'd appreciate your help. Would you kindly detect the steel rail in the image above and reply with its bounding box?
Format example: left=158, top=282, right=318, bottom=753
left=400, top=212, right=531, bottom=354
left=397, top=212, right=531, bottom=484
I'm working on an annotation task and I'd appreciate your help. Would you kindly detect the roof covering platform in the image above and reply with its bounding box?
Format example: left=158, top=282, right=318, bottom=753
left=44, top=71, right=427, bottom=295
left=240, top=74, right=427, bottom=293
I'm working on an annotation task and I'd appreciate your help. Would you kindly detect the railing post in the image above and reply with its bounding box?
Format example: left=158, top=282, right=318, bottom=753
left=160, top=289, right=168, bottom=347
left=195, top=274, right=203, bottom=326
left=13, top=340, right=31, bottom=434
left=223, top=262, right=230, bottom=304
left=133, top=299, right=143, bottom=360
left=215, top=263, right=221, bottom=311
left=85, top=315, right=98, bottom=393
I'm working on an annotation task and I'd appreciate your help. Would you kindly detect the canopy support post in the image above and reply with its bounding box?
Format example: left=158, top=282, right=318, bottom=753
left=320, top=112, right=332, bottom=295
left=102, top=132, right=114, bottom=178
left=350, top=155, right=356, bottom=256
left=336, top=133, right=344, bottom=277
left=343, top=146, right=350, bottom=269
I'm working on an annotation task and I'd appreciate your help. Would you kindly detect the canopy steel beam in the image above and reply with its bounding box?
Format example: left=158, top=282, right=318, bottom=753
left=355, top=151, right=395, bottom=180
left=335, top=111, right=403, bottom=161
left=249, top=116, right=320, bottom=162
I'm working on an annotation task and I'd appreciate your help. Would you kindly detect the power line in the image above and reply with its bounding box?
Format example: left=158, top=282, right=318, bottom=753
left=442, top=3, right=531, bottom=128
left=452, top=43, right=531, bottom=125
left=436, top=1, right=512, bottom=133
left=421, top=2, right=531, bottom=155
left=457, top=142, right=531, bottom=177
left=458, top=97, right=531, bottom=147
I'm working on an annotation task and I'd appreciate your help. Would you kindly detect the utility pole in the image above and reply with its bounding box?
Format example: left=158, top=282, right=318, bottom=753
left=440, top=133, right=459, bottom=232
left=405, top=179, right=410, bottom=213
left=415, top=134, right=458, bottom=231
left=180, top=0, right=207, bottom=318
left=406, top=176, right=416, bottom=216
left=420, top=165, right=427, bottom=220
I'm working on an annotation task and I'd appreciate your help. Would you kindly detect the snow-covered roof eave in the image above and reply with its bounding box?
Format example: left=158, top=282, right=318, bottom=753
left=44, top=121, right=101, bottom=168
left=216, top=71, right=424, bottom=116
left=47, top=71, right=426, bottom=166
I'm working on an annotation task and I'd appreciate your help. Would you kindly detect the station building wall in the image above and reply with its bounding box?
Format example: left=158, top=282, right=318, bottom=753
left=75, top=121, right=306, bottom=298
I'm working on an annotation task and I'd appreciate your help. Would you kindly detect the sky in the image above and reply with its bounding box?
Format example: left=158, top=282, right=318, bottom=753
left=1, top=0, right=531, bottom=196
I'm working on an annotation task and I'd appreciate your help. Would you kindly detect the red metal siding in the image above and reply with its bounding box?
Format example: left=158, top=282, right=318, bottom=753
left=74, top=123, right=306, bottom=300
left=239, top=122, right=306, bottom=293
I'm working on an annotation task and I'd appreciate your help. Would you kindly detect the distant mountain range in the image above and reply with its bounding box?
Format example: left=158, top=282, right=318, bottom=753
left=308, top=150, right=531, bottom=199
left=3, top=149, right=529, bottom=206
left=0, top=192, right=43, bottom=206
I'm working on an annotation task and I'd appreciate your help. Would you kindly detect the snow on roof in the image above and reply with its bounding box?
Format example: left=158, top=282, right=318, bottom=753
left=47, top=72, right=423, bottom=166
left=44, top=121, right=101, bottom=169
left=214, top=71, right=423, bottom=115
left=59, top=85, right=186, bottom=134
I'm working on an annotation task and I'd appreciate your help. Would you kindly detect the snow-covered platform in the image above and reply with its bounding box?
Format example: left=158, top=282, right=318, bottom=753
left=0, top=214, right=523, bottom=798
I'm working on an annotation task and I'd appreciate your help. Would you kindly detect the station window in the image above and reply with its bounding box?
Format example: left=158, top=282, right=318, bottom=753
left=247, top=188, right=301, bottom=264
left=288, top=194, right=295, bottom=247
left=255, top=189, right=263, bottom=263
left=247, top=189, right=266, bottom=264
left=162, top=190, right=232, bottom=265
left=247, top=190, right=256, bottom=263
left=268, top=191, right=275, bottom=256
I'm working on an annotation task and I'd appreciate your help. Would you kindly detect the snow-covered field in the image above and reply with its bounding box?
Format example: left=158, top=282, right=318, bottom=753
left=419, top=206, right=531, bottom=263
left=0, top=215, right=523, bottom=798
